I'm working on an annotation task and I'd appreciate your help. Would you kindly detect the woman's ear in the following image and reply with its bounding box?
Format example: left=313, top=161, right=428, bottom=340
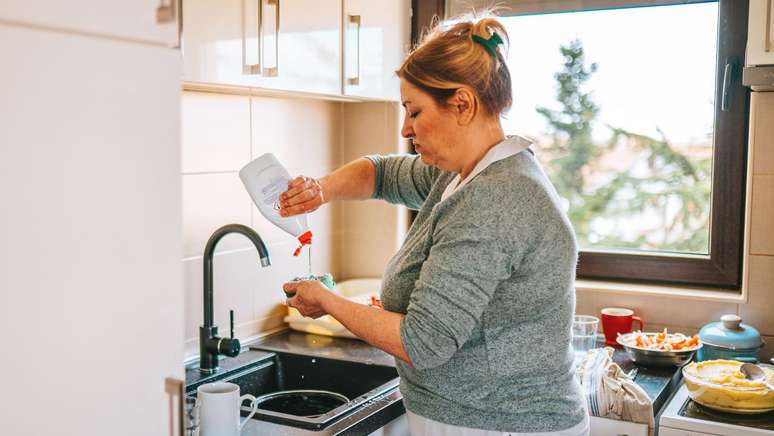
left=448, top=87, right=477, bottom=126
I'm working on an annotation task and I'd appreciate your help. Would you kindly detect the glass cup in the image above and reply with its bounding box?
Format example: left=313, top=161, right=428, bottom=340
left=572, top=315, right=600, bottom=360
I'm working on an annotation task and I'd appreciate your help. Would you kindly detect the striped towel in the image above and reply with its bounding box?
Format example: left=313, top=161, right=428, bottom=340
left=576, top=347, right=655, bottom=431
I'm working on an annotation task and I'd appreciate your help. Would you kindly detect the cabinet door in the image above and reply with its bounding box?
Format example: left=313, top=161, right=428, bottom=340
left=588, top=416, right=649, bottom=436
left=0, top=0, right=178, bottom=46
left=0, top=23, right=183, bottom=436
left=658, top=428, right=713, bottom=436
left=747, top=0, right=774, bottom=66
left=182, top=0, right=249, bottom=86
left=343, top=0, right=410, bottom=101
left=183, top=0, right=341, bottom=95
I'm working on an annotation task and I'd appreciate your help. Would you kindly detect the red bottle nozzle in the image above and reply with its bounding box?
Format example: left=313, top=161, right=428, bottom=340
left=293, top=230, right=313, bottom=256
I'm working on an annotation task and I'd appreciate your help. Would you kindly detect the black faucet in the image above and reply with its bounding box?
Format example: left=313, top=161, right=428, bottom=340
left=200, top=224, right=271, bottom=373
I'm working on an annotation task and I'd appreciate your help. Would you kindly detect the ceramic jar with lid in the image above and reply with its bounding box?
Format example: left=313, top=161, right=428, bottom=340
left=697, top=314, right=765, bottom=362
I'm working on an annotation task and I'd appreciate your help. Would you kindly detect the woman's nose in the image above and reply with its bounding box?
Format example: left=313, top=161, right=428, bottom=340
left=401, top=117, right=414, bottom=139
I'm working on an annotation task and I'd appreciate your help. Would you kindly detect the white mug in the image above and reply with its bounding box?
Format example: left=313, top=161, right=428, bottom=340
left=196, top=382, right=257, bottom=436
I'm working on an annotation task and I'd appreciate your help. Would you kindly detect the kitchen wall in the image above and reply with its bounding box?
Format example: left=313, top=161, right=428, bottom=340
left=576, top=92, right=774, bottom=361
left=181, top=89, right=773, bottom=361
left=181, top=90, right=403, bottom=359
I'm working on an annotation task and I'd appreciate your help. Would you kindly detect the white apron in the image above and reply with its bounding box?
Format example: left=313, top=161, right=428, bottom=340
left=406, top=410, right=590, bottom=436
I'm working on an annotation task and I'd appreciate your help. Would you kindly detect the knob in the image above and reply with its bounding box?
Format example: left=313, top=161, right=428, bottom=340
left=218, top=337, right=241, bottom=357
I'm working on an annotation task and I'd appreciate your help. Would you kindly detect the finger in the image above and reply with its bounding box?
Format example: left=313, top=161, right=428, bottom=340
left=283, top=177, right=314, bottom=200
left=280, top=202, right=319, bottom=217
left=288, top=176, right=308, bottom=188
left=286, top=296, right=298, bottom=308
left=283, top=282, right=299, bottom=297
left=284, top=187, right=321, bottom=208
left=279, top=178, right=306, bottom=202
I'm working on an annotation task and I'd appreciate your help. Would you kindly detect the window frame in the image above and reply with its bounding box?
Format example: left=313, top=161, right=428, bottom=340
left=413, top=0, right=750, bottom=289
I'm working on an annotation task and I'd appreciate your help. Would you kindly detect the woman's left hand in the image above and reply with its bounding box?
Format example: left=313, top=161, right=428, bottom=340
left=283, top=280, right=333, bottom=319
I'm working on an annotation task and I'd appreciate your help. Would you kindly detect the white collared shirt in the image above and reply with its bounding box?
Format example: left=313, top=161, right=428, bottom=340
left=440, top=135, right=533, bottom=202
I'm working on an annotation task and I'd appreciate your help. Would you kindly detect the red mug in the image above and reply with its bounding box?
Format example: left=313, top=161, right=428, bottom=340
left=601, top=307, right=644, bottom=346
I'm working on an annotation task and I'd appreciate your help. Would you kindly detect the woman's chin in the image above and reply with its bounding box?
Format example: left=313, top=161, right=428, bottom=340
left=418, top=153, right=434, bottom=166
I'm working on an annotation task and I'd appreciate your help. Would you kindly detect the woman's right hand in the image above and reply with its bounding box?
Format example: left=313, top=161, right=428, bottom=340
left=279, top=176, right=326, bottom=217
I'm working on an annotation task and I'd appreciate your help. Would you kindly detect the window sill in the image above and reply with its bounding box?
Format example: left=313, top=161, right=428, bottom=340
left=575, top=279, right=745, bottom=304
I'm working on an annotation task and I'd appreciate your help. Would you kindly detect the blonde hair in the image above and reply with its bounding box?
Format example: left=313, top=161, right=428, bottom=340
left=397, top=12, right=512, bottom=117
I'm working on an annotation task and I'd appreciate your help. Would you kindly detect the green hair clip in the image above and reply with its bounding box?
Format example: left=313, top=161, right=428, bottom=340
left=472, top=32, right=503, bottom=58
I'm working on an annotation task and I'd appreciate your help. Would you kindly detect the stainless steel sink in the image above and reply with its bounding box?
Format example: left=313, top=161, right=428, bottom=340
left=186, top=350, right=399, bottom=430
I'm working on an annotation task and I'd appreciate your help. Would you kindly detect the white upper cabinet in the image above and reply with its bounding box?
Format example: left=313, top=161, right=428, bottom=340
left=183, top=0, right=341, bottom=95
left=0, top=0, right=179, bottom=46
left=747, top=0, right=774, bottom=66
left=343, top=0, right=411, bottom=101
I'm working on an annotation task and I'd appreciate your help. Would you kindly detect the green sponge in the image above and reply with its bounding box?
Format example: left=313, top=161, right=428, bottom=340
left=285, top=273, right=336, bottom=297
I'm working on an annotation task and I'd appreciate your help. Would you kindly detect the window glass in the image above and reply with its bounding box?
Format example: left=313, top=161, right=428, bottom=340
left=501, top=3, right=718, bottom=255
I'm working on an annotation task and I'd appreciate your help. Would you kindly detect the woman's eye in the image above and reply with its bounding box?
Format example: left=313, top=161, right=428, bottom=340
left=409, top=111, right=420, bottom=118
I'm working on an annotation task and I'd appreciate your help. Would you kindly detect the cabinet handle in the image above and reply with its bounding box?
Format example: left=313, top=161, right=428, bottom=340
left=262, top=0, right=280, bottom=77
left=156, top=0, right=182, bottom=49
left=156, top=0, right=176, bottom=23
left=242, top=0, right=263, bottom=75
left=347, top=15, right=362, bottom=86
left=176, top=0, right=182, bottom=49
left=766, top=0, right=772, bottom=53
left=165, top=377, right=185, bottom=436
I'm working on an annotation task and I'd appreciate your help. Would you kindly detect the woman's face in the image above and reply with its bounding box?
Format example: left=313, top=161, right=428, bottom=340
left=399, top=79, right=461, bottom=172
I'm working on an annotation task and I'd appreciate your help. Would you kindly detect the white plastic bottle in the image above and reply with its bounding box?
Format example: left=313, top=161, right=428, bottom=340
left=239, top=153, right=312, bottom=256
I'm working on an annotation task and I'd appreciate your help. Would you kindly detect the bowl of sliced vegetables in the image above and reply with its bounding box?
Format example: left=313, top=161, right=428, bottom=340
left=617, top=329, right=702, bottom=367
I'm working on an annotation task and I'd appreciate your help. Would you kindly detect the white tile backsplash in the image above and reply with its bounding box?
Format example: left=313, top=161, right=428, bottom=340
left=251, top=96, right=340, bottom=169
left=181, top=87, right=774, bottom=365
left=750, top=175, right=774, bottom=255
left=576, top=289, right=738, bottom=334
left=181, top=91, right=362, bottom=359
left=751, top=92, right=774, bottom=175
left=740, top=254, right=774, bottom=336
left=181, top=91, right=251, bottom=173
left=182, top=172, right=253, bottom=258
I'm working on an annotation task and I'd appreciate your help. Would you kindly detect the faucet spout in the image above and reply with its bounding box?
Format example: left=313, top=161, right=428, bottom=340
left=200, top=224, right=271, bottom=373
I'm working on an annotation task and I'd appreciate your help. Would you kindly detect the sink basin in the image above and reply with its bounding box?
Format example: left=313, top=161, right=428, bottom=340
left=186, top=350, right=399, bottom=430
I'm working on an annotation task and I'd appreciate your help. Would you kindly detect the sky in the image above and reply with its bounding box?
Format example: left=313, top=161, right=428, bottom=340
left=500, top=2, right=718, bottom=146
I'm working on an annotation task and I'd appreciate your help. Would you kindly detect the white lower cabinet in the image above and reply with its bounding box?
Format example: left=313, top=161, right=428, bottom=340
left=589, top=416, right=649, bottom=436
left=368, top=414, right=409, bottom=435
left=658, top=428, right=711, bottom=436
left=0, top=21, right=183, bottom=436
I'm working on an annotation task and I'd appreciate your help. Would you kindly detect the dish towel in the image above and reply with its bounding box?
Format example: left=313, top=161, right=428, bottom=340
left=576, top=347, right=655, bottom=433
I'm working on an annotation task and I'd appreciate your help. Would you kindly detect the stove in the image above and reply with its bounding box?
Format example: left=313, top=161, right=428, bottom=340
left=659, top=385, right=774, bottom=435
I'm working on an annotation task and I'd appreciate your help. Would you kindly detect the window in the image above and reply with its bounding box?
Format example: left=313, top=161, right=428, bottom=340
left=418, top=0, right=749, bottom=288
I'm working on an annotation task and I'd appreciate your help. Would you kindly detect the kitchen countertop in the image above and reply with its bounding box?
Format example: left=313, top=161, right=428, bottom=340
left=185, top=330, right=682, bottom=434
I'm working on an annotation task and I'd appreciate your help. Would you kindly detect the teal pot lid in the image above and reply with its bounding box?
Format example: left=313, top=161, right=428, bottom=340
left=699, top=314, right=763, bottom=350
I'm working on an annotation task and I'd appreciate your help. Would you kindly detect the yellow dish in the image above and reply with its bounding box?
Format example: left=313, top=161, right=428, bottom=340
left=682, top=359, right=774, bottom=413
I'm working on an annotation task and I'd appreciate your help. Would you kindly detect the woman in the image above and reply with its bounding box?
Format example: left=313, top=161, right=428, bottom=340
left=280, top=14, right=589, bottom=436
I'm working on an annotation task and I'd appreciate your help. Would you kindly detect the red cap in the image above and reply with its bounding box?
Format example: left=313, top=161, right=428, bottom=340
left=292, top=230, right=313, bottom=256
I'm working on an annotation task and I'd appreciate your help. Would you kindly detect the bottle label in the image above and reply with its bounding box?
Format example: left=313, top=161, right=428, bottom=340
left=259, top=173, right=290, bottom=208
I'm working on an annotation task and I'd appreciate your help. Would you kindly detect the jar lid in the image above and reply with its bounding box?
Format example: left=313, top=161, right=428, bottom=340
left=698, top=314, right=763, bottom=350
